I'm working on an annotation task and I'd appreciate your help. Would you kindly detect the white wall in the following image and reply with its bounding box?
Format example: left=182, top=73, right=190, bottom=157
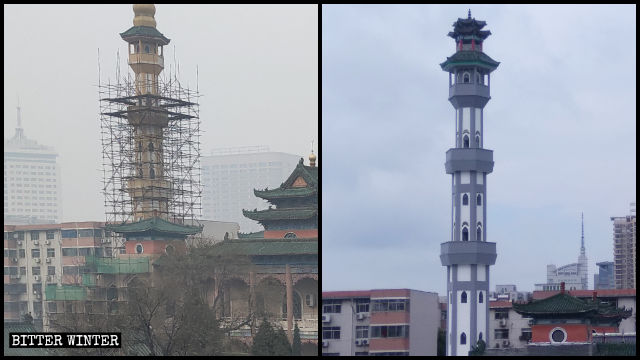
left=477, top=291, right=486, bottom=344
left=409, top=290, right=439, bottom=356
left=456, top=290, right=471, bottom=356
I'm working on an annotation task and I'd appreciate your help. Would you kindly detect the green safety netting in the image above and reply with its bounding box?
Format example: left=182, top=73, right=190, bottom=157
left=45, top=284, right=87, bottom=301
left=84, top=255, right=150, bottom=274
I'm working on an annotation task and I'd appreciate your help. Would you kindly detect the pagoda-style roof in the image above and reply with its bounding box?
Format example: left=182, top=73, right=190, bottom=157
left=106, top=216, right=201, bottom=238
left=120, top=25, right=170, bottom=45
left=513, top=292, right=632, bottom=322
left=205, top=238, right=318, bottom=257
left=440, top=50, right=500, bottom=72
left=243, top=207, right=317, bottom=221
left=254, top=186, right=317, bottom=200
left=447, top=14, right=491, bottom=40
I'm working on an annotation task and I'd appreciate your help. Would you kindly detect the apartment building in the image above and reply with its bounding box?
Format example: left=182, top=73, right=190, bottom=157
left=4, top=222, right=109, bottom=330
left=488, top=301, right=532, bottom=349
left=611, top=205, right=636, bottom=289
left=321, top=289, right=439, bottom=356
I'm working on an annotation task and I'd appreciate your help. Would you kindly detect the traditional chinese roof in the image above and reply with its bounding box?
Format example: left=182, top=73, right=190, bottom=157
left=120, top=25, right=170, bottom=45
left=206, top=238, right=317, bottom=256
left=447, top=14, right=491, bottom=40
left=533, top=288, right=636, bottom=300
left=440, top=50, right=500, bottom=72
left=513, top=292, right=632, bottom=321
left=254, top=186, right=317, bottom=200
left=106, top=216, right=201, bottom=238
left=253, top=158, right=318, bottom=201
left=243, top=207, right=317, bottom=221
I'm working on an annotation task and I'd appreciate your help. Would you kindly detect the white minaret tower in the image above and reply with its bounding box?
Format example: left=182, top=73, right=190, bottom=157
left=439, top=10, right=499, bottom=356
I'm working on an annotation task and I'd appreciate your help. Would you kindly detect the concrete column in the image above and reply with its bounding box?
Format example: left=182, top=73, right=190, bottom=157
left=285, top=264, right=293, bottom=343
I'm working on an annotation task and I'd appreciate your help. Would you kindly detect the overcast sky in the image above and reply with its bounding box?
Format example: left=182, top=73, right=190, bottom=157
left=322, top=4, right=636, bottom=295
left=4, top=4, right=318, bottom=222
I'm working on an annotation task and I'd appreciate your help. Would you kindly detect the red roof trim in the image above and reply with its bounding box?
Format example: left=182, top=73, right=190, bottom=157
left=4, top=222, right=105, bottom=231
left=533, top=289, right=636, bottom=300
left=323, top=290, right=372, bottom=299
left=490, top=300, right=513, bottom=308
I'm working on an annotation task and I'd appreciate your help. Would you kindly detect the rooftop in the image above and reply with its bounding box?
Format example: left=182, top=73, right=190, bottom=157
left=533, top=288, right=636, bottom=300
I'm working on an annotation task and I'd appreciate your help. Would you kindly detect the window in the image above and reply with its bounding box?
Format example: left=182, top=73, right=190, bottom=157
left=355, top=299, right=370, bottom=313
left=32, top=267, right=41, bottom=275
left=356, top=326, right=369, bottom=339
left=479, top=332, right=483, bottom=341
left=479, top=292, right=483, bottom=303
left=463, top=72, right=470, bottom=83
left=371, top=325, right=409, bottom=338
left=462, top=227, right=469, bottom=241
left=323, top=300, right=341, bottom=314
left=284, top=232, right=297, bottom=239
left=19, top=249, right=25, bottom=258
left=78, top=229, right=94, bottom=238
left=31, top=249, right=40, bottom=258
left=77, top=248, right=92, bottom=256
left=149, top=167, right=155, bottom=179
left=63, top=266, right=79, bottom=275
left=323, top=326, right=341, bottom=339
left=460, top=332, right=466, bottom=344
left=477, top=227, right=482, bottom=242
left=463, top=135, right=470, bottom=148
left=46, top=231, right=55, bottom=240
left=30, top=231, right=39, bottom=240
left=165, top=245, right=174, bottom=254
left=20, top=266, right=26, bottom=275
left=48, top=266, right=55, bottom=276
left=148, top=142, right=154, bottom=152
left=550, top=328, right=566, bottom=343
left=47, top=248, right=55, bottom=257
left=461, top=291, right=467, bottom=303
left=476, top=135, right=480, bottom=147
left=135, top=244, right=144, bottom=254
left=61, top=230, right=77, bottom=238
left=145, top=44, right=150, bottom=53
left=462, top=194, right=469, bottom=205
left=477, top=194, right=482, bottom=206
left=495, top=309, right=509, bottom=319
left=62, top=248, right=78, bottom=257
left=372, top=299, right=409, bottom=312
left=495, top=329, right=509, bottom=339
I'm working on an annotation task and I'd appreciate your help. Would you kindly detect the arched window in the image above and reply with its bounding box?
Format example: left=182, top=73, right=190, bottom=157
left=137, top=167, right=143, bottom=178
left=462, top=194, right=469, bottom=206
left=284, top=232, right=297, bottom=239
left=479, top=292, right=484, bottom=303
left=461, top=291, right=467, bottom=303
left=479, top=332, right=483, bottom=341
left=477, top=227, right=482, bottom=242
left=463, top=135, right=470, bottom=148
left=477, top=194, right=482, bottom=206
left=148, top=142, right=154, bottom=152
left=463, top=72, right=470, bottom=83
left=149, top=167, right=155, bottom=179
left=165, top=245, right=174, bottom=254
left=460, top=332, right=467, bottom=344
left=462, top=227, right=469, bottom=241
left=135, top=244, right=143, bottom=254
left=476, top=135, right=480, bottom=147
left=144, top=44, right=150, bottom=53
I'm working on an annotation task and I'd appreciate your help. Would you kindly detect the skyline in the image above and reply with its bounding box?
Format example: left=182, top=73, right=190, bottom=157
left=322, top=4, right=636, bottom=295
left=4, top=4, right=318, bottom=224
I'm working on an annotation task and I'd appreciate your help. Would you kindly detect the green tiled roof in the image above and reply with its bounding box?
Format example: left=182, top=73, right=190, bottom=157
left=120, top=26, right=170, bottom=45
left=208, top=238, right=317, bottom=256
left=254, top=187, right=316, bottom=200
left=440, top=51, right=500, bottom=72
left=4, top=322, right=55, bottom=356
left=243, top=208, right=317, bottom=221
left=238, top=231, right=265, bottom=239
left=106, top=216, right=201, bottom=237
left=513, top=292, right=633, bottom=321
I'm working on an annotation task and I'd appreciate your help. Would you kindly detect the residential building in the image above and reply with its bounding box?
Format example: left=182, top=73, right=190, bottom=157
left=535, top=214, right=589, bottom=291
left=488, top=301, right=532, bottom=349
left=439, top=10, right=499, bottom=356
left=322, top=289, right=440, bottom=356
left=611, top=203, right=636, bottom=289
left=201, top=146, right=302, bottom=232
left=489, top=284, right=532, bottom=303
left=593, top=261, right=615, bottom=290
left=4, top=104, right=62, bottom=225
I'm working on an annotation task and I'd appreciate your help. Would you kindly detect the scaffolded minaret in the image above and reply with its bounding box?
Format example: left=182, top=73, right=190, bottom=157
left=439, top=10, right=499, bottom=356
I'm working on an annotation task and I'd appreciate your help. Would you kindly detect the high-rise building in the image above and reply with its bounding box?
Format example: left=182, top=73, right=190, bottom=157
left=534, top=214, right=589, bottom=291
left=594, top=261, right=614, bottom=290
left=201, top=146, right=301, bottom=232
left=321, top=289, right=440, bottom=356
left=4, top=104, right=62, bottom=225
left=611, top=203, right=636, bottom=289
left=439, top=11, right=499, bottom=356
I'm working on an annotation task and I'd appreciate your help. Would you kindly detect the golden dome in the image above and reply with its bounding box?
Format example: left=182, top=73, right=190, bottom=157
left=309, top=151, right=317, bottom=167
left=133, top=4, right=156, bottom=28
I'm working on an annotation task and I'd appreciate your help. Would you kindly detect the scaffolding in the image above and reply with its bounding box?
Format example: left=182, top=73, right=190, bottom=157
left=99, top=69, right=202, bottom=245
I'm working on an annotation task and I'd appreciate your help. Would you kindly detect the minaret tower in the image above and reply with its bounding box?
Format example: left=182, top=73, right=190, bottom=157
left=578, top=212, right=588, bottom=289
left=121, top=4, right=172, bottom=222
left=439, top=10, right=499, bottom=356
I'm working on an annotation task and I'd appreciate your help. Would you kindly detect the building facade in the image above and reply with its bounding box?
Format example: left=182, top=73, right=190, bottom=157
left=488, top=301, right=532, bottom=349
left=489, top=284, right=532, bottom=304
left=4, top=104, right=62, bottom=225
left=438, top=11, right=499, bottom=356
left=201, top=147, right=301, bottom=232
left=322, top=289, right=440, bottom=356
left=611, top=205, right=636, bottom=289
left=593, top=261, right=614, bottom=290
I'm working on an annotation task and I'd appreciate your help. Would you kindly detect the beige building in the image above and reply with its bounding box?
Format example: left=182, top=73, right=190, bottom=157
left=488, top=301, right=532, bottom=350
left=611, top=203, right=636, bottom=289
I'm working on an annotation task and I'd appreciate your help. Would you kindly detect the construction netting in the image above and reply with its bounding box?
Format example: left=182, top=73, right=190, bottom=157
left=84, top=255, right=150, bottom=274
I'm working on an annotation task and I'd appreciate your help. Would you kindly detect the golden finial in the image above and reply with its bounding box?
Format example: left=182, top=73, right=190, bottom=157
left=309, top=140, right=316, bottom=167
left=133, top=4, right=156, bottom=28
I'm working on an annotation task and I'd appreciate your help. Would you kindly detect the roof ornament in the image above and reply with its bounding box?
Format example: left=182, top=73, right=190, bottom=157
left=133, top=4, right=156, bottom=28
left=309, top=140, right=316, bottom=167
left=468, top=9, right=471, bottom=19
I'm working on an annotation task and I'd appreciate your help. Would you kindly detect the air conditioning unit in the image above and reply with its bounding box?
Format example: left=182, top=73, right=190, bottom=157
left=528, top=319, right=534, bottom=326
left=305, top=294, right=315, bottom=307
left=46, top=258, right=51, bottom=263
left=34, top=258, right=41, bottom=263
left=12, top=258, right=18, bottom=262
left=34, top=240, right=39, bottom=245
left=499, top=319, right=507, bottom=327
left=322, top=340, right=329, bottom=348
left=10, top=275, right=21, bottom=279
left=102, top=238, right=110, bottom=243
left=33, top=290, right=38, bottom=295
left=18, top=241, right=23, bottom=246
left=45, top=240, right=50, bottom=245
left=322, top=314, right=331, bottom=323
left=362, top=339, right=369, bottom=346
left=36, top=293, right=41, bottom=299
left=356, top=313, right=366, bottom=320
left=503, top=340, right=510, bottom=347
left=34, top=275, right=40, bottom=281
left=355, top=339, right=363, bottom=346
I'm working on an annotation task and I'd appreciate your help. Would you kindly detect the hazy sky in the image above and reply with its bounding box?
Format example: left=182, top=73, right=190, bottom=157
left=322, top=4, right=636, bottom=294
left=4, top=4, right=318, bottom=222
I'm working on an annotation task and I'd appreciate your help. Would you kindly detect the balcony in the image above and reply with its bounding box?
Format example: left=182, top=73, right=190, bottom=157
left=128, top=53, right=164, bottom=68
left=440, top=241, right=497, bottom=266
left=448, top=83, right=490, bottom=108
left=445, top=148, right=494, bottom=174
